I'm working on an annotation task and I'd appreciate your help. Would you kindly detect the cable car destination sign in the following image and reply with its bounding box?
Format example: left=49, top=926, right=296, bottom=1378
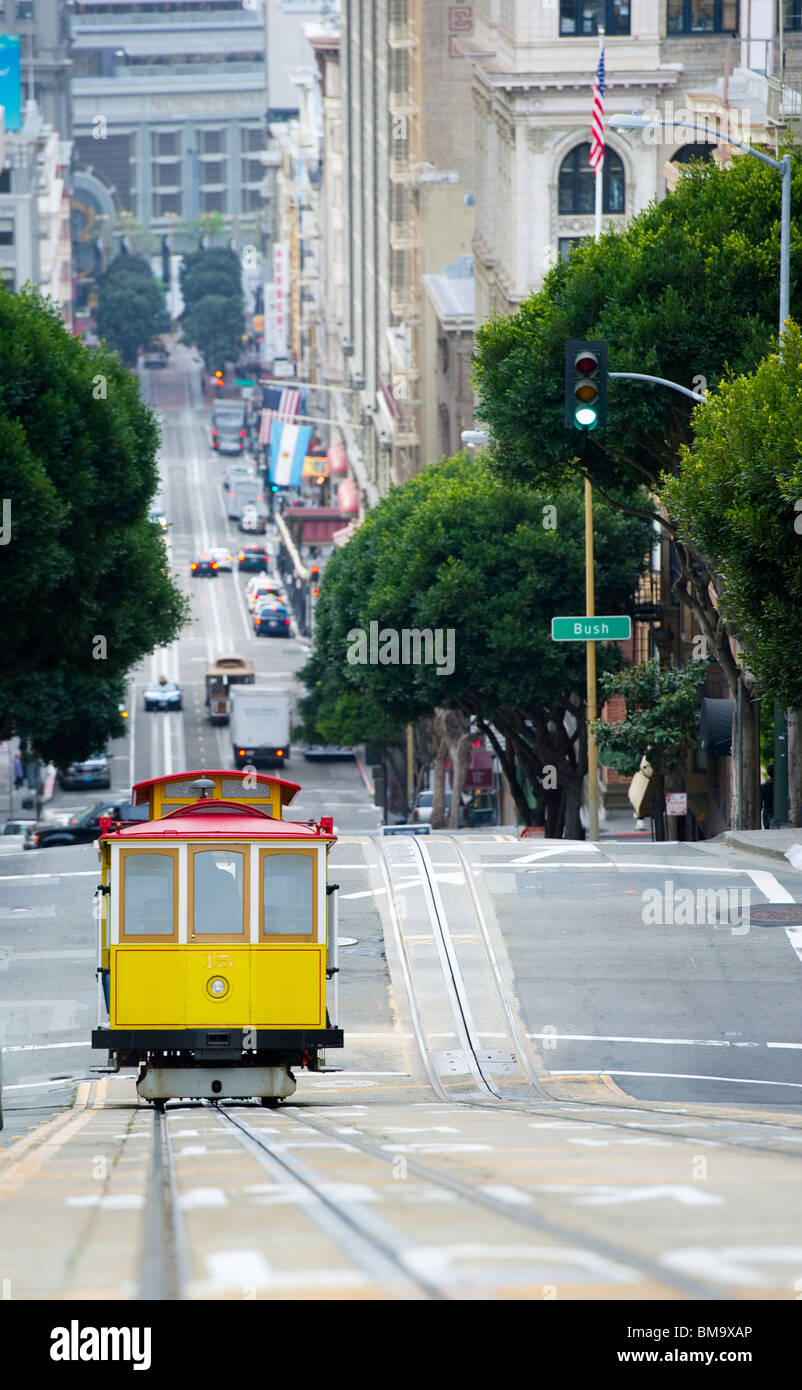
left=551, top=615, right=632, bottom=641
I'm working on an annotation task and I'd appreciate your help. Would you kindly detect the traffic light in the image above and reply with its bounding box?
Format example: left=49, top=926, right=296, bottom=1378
left=565, top=340, right=607, bottom=431
left=214, top=369, right=224, bottom=387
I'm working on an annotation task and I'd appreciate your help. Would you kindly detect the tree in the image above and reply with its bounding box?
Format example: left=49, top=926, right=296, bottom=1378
left=473, top=148, right=802, bottom=827
left=96, top=255, right=169, bottom=365
left=299, top=456, right=651, bottom=836
left=591, top=659, right=710, bottom=840
left=180, top=247, right=242, bottom=314
left=182, top=293, right=245, bottom=370
left=0, top=288, right=189, bottom=765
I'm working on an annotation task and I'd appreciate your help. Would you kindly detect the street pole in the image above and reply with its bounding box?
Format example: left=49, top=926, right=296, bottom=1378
left=585, top=475, right=599, bottom=841
left=406, top=724, right=414, bottom=814
left=775, top=154, right=792, bottom=823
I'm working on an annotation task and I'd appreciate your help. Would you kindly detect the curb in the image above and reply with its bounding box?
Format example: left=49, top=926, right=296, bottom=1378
left=716, top=831, right=802, bottom=866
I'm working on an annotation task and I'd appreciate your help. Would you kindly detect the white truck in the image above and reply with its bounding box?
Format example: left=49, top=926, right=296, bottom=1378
left=230, top=687, right=291, bottom=769
left=227, top=477, right=268, bottom=526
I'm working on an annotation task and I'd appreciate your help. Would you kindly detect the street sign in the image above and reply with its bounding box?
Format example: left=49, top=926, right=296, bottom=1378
left=665, top=792, right=687, bottom=816
left=235, top=378, right=255, bottom=387
left=551, top=615, right=631, bottom=641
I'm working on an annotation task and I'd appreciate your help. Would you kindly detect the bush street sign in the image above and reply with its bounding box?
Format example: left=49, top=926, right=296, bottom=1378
left=551, top=616, right=632, bottom=641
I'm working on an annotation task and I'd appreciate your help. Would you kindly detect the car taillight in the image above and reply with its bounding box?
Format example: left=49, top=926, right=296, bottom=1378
left=284, top=619, right=290, bottom=626
left=211, top=428, right=217, bottom=436
left=241, top=429, right=246, bottom=438
left=254, top=619, right=261, bottom=625
left=412, top=810, right=418, bottom=822
left=228, top=491, right=235, bottom=498
left=276, top=750, right=284, bottom=758
left=238, top=749, right=246, bottom=757
left=211, top=562, right=218, bottom=569
left=191, top=563, right=198, bottom=569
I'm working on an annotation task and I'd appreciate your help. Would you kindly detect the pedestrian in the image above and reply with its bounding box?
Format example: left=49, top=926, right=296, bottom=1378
left=13, top=753, right=23, bottom=788
left=760, top=763, right=774, bottom=829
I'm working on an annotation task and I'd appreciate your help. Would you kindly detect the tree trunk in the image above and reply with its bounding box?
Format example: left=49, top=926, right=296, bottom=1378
left=431, top=714, right=449, bottom=829
left=563, top=778, right=583, bottom=839
left=447, top=731, right=470, bottom=828
left=480, top=720, right=534, bottom=826
left=651, top=770, right=666, bottom=841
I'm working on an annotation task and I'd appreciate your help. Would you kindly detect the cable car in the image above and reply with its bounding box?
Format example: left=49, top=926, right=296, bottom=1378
left=91, top=770, right=343, bottom=1108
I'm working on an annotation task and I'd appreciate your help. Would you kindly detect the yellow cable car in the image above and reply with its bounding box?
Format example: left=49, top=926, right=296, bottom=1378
left=91, top=769, right=342, bottom=1108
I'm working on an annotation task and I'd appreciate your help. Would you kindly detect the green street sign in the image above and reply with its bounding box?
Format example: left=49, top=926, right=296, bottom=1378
left=552, top=615, right=632, bottom=641
left=235, top=378, right=255, bottom=387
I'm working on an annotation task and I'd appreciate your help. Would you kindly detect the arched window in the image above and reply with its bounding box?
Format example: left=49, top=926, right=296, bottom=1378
left=558, top=143, right=625, bottom=215
left=671, top=143, right=716, bottom=165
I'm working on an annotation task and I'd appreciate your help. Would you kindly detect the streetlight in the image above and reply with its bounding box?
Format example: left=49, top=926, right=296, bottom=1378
left=612, top=112, right=792, bottom=826
left=609, top=114, right=791, bottom=350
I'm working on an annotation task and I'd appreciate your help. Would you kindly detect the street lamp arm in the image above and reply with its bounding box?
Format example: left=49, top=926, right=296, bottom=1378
left=608, top=371, right=706, bottom=403
left=609, top=114, right=783, bottom=171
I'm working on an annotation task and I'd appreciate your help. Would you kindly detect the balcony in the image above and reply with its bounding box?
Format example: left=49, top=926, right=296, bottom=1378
left=766, top=74, right=802, bottom=127
left=389, top=285, right=421, bottom=321
left=72, top=7, right=260, bottom=26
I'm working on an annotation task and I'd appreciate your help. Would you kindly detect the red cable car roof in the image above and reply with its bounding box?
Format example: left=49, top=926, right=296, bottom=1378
left=103, top=801, right=335, bottom=840
left=131, top=769, right=301, bottom=807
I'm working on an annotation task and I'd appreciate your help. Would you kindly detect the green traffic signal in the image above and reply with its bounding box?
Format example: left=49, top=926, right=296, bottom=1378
left=565, top=340, right=607, bottom=430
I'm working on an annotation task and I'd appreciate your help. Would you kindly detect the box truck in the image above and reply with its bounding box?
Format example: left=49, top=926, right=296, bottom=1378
left=230, top=687, right=291, bottom=768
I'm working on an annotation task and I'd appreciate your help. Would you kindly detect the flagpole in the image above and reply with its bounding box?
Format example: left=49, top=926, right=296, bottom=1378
left=586, top=28, right=604, bottom=843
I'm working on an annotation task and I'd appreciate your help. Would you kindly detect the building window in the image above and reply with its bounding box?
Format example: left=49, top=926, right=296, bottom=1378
left=666, top=0, right=737, bottom=33
left=558, top=236, right=589, bottom=262
left=242, top=186, right=264, bottom=211
left=241, top=158, right=264, bottom=184
left=0, top=218, right=14, bottom=246
left=787, top=1, right=802, bottom=30
left=560, top=0, right=630, bottom=35
left=151, top=130, right=179, bottom=157
left=201, top=160, right=226, bottom=185
left=198, top=128, right=224, bottom=155
left=671, top=143, right=716, bottom=164
left=1, top=270, right=14, bottom=291
left=153, top=191, right=182, bottom=217
left=558, top=143, right=625, bottom=214
left=16, top=0, right=33, bottom=17
left=201, top=189, right=226, bottom=213
left=241, top=127, right=265, bottom=152
left=152, top=161, right=181, bottom=189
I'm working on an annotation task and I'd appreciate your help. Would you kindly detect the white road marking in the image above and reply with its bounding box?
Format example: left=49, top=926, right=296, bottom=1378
left=0, top=872, right=97, bottom=881
left=528, top=1031, right=731, bottom=1047
left=4, top=1077, right=87, bottom=1091
left=545, top=1069, right=802, bottom=1088
left=510, top=845, right=601, bottom=864
left=199, top=1250, right=366, bottom=1293
left=746, top=870, right=794, bottom=902
left=66, top=1194, right=145, bottom=1210
left=402, top=1243, right=638, bottom=1286
left=478, top=1184, right=533, bottom=1206
left=177, top=1188, right=229, bottom=1209
left=2, top=1041, right=92, bottom=1053
left=662, top=1246, right=802, bottom=1289
left=0, top=904, right=56, bottom=919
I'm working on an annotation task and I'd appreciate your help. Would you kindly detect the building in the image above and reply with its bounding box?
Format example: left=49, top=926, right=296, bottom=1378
left=69, top=0, right=269, bottom=247
left=468, top=1, right=802, bottom=324
left=0, top=99, right=72, bottom=325
left=420, top=253, right=475, bottom=463
left=337, top=0, right=476, bottom=495
left=0, top=0, right=72, bottom=139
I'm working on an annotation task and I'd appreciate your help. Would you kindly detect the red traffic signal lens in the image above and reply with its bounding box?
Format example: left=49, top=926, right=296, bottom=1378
left=575, top=352, right=599, bottom=375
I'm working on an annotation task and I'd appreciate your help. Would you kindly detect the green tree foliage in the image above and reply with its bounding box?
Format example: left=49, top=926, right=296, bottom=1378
left=96, top=255, right=169, bottom=365
left=663, top=321, right=802, bottom=708
left=180, top=247, right=242, bottom=316
left=0, top=289, right=189, bottom=765
left=473, top=149, right=802, bottom=827
left=299, top=455, right=651, bottom=834
left=182, top=293, right=245, bottom=371
left=592, top=658, right=710, bottom=776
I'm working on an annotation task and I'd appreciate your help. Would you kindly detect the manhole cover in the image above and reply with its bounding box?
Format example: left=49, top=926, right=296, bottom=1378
left=747, top=904, right=802, bottom=926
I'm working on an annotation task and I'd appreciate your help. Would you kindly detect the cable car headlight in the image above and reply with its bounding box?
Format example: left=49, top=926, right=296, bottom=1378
left=207, top=976, right=230, bottom=999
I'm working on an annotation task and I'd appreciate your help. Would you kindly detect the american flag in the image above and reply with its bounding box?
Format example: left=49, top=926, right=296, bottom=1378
left=589, top=46, right=605, bottom=172
left=258, top=387, right=302, bottom=446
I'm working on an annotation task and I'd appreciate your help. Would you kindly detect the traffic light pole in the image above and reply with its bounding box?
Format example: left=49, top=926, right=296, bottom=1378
left=585, top=477, right=599, bottom=842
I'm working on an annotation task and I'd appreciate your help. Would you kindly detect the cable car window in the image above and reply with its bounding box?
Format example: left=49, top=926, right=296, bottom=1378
left=260, top=851, right=315, bottom=939
left=121, top=851, right=177, bottom=938
left=191, top=848, right=247, bottom=937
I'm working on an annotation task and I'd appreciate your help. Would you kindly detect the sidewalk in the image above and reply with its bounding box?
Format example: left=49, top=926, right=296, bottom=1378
left=714, top=827, right=802, bottom=866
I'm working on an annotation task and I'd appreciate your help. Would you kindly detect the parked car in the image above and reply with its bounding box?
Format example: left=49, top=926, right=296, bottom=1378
left=253, top=602, right=291, bottom=637
left=57, top=754, right=111, bottom=791
left=303, top=746, right=355, bottom=760
left=3, top=817, right=35, bottom=835
left=238, top=545, right=270, bottom=572
left=144, top=677, right=182, bottom=712
left=191, top=555, right=219, bottom=577
left=209, top=546, right=234, bottom=571
left=24, top=799, right=147, bottom=850
left=412, top=790, right=452, bottom=824
left=149, top=508, right=168, bottom=531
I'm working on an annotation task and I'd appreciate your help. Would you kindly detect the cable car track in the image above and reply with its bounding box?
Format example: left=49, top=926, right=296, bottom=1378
left=376, top=833, right=548, bottom=1103
left=227, top=1104, right=726, bottom=1300
left=139, top=1105, right=186, bottom=1301
left=209, top=1102, right=445, bottom=1299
